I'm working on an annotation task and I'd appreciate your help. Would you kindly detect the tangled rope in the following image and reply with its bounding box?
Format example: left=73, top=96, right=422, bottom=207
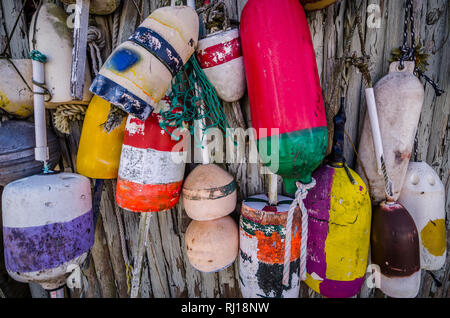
left=282, top=179, right=316, bottom=286
left=53, top=104, right=87, bottom=134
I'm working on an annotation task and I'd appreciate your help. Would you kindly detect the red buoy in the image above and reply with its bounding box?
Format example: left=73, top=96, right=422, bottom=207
left=240, top=0, right=328, bottom=193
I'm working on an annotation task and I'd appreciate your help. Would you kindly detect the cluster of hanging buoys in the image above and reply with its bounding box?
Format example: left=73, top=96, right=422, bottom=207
left=60, top=0, right=121, bottom=15
left=0, top=59, right=33, bottom=118
left=304, top=100, right=372, bottom=298
left=183, top=164, right=239, bottom=272
left=77, top=95, right=127, bottom=179
left=181, top=0, right=239, bottom=274
left=90, top=5, right=199, bottom=121
left=358, top=61, right=424, bottom=298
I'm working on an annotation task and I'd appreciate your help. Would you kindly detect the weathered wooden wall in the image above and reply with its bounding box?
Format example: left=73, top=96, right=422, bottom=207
left=0, top=0, right=448, bottom=298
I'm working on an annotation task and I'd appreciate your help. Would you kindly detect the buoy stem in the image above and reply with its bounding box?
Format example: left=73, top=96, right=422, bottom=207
left=31, top=59, right=49, bottom=164
left=268, top=171, right=278, bottom=206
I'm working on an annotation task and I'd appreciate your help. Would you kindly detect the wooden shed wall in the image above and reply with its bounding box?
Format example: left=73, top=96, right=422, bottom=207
left=0, top=0, right=448, bottom=298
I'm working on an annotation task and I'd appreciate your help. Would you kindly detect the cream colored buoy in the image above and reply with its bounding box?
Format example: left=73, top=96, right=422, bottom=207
left=357, top=62, right=424, bottom=203
left=90, top=6, right=199, bottom=121
left=196, top=28, right=246, bottom=102
left=2, top=173, right=94, bottom=290
left=61, top=0, right=120, bottom=15
left=29, top=2, right=92, bottom=108
left=182, top=164, right=237, bottom=221
left=398, top=161, right=447, bottom=271
left=185, top=216, right=239, bottom=273
left=0, top=59, right=33, bottom=118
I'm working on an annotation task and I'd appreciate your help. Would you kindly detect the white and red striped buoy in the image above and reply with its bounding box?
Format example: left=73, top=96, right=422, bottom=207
left=116, top=110, right=186, bottom=213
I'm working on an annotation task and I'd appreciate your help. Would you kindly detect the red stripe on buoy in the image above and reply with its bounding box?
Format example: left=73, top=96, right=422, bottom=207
left=124, top=114, right=183, bottom=152
left=197, top=37, right=242, bottom=69
left=116, top=178, right=183, bottom=212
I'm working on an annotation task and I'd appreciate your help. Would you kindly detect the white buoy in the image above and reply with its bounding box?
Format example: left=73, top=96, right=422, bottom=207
left=398, top=161, right=447, bottom=271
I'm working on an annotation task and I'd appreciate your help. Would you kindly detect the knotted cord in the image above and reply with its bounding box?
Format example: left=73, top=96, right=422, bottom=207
left=282, top=179, right=316, bottom=286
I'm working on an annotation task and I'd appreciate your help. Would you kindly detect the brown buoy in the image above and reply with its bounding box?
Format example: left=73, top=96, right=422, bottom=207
left=185, top=216, right=239, bottom=273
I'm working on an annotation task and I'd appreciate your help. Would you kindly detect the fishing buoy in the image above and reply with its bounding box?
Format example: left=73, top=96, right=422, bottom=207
left=305, top=166, right=371, bottom=297
left=2, top=172, right=94, bottom=290
left=90, top=6, right=199, bottom=121
left=240, top=0, right=328, bottom=194
left=185, top=215, right=238, bottom=273
left=357, top=62, right=424, bottom=203
left=304, top=100, right=372, bottom=298
left=371, top=201, right=421, bottom=298
left=61, top=0, right=121, bottom=15
left=398, top=161, right=447, bottom=271
left=182, top=164, right=237, bottom=221
left=116, top=112, right=186, bottom=213
left=29, top=2, right=92, bottom=108
left=0, top=120, right=60, bottom=186
left=196, top=27, right=245, bottom=102
left=299, top=0, right=339, bottom=11
left=76, top=95, right=127, bottom=179
left=0, top=59, right=33, bottom=118
left=239, top=194, right=302, bottom=298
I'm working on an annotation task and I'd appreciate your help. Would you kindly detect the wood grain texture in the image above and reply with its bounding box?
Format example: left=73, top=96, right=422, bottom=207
left=0, top=0, right=447, bottom=298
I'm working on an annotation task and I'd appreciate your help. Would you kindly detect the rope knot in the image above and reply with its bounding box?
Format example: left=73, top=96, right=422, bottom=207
left=294, top=179, right=316, bottom=201
left=29, top=50, right=47, bottom=63
left=282, top=178, right=316, bottom=287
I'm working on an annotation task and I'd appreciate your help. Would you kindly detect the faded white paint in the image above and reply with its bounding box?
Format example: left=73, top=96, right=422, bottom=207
left=398, top=161, right=447, bottom=270
left=2, top=173, right=92, bottom=228
left=118, top=144, right=186, bottom=184
left=7, top=253, right=88, bottom=290
left=198, top=28, right=246, bottom=102
left=379, top=271, right=421, bottom=298
left=357, top=62, right=425, bottom=203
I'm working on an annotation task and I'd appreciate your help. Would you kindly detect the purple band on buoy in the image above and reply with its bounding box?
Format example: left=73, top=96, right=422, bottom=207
left=3, top=210, right=94, bottom=273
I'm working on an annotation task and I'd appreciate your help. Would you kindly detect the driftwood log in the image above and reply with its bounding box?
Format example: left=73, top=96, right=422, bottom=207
left=0, top=0, right=448, bottom=298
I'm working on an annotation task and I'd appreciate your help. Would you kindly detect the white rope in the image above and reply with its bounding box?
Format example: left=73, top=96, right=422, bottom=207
left=87, top=26, right=105, bottom=76
left=282, top=178, right=316, bottom=286
left=112, top=9, right=121, bottom=49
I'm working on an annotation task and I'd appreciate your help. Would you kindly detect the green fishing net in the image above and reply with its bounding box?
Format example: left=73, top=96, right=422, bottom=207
left=159, top=55, right=232, bottom=148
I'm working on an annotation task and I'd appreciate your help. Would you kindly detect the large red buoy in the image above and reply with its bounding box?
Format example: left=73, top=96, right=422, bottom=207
left=240, top=0, right=328, bottom=194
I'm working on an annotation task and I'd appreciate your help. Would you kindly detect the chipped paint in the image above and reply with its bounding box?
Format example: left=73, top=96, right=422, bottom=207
left=304, top=165, right=371, bottom=298
left=239, top=194, right=301, bottom=298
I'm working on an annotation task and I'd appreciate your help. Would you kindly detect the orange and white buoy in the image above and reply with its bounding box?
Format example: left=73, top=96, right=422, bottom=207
left=116, top=112, right=186, bottom=213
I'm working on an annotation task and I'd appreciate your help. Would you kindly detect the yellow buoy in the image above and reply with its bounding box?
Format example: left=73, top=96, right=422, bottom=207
left=76, top=95, right=126, bottom=179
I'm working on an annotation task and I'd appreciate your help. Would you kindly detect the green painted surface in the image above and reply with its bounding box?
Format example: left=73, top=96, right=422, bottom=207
left=257, top=127, right=328, bottom=193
